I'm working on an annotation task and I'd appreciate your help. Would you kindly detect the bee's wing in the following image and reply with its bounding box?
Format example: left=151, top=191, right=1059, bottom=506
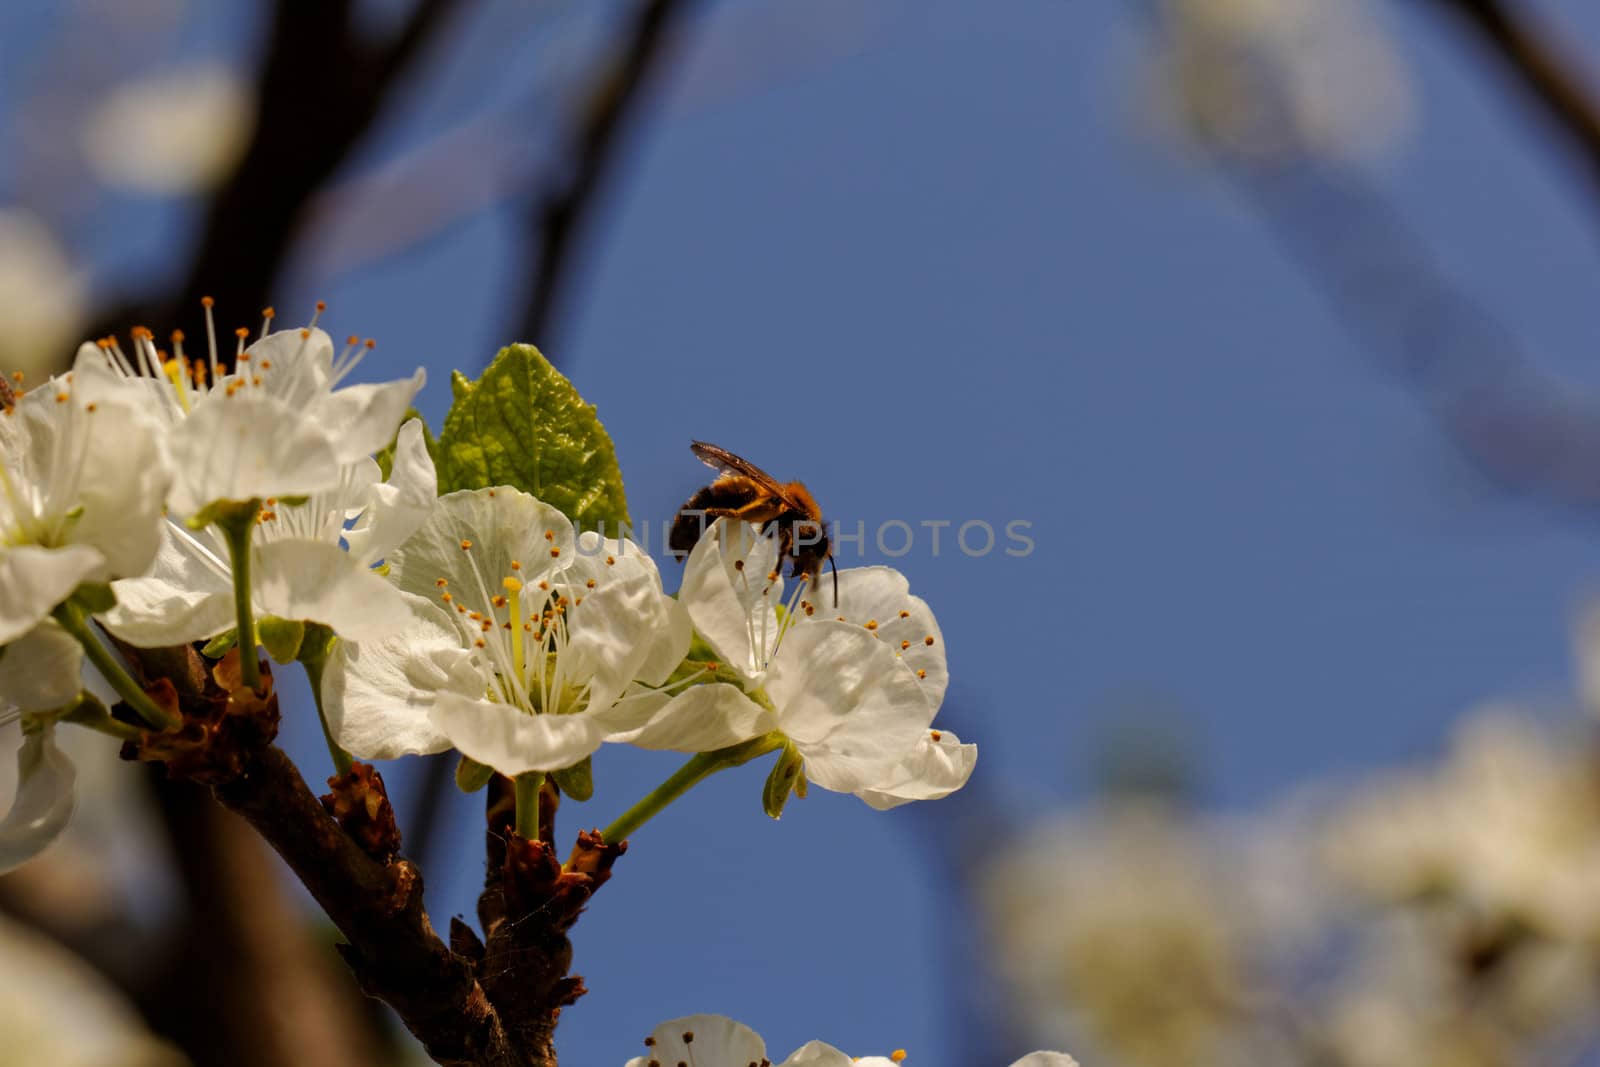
left=689, top=441, right=785, bottom=493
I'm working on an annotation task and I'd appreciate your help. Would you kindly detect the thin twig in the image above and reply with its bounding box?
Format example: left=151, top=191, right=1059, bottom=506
left=513, top=0, right=697, bottom=350
left=1410, top=0, right=1600, bottom=215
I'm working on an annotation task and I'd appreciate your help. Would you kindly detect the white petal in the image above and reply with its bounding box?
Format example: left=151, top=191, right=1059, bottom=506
left=766, top=621, right=933, bottom=794
left=168, top=391, right=343, bottom=515
left=248, top=328, right=335, bottom=395
left=1009, top=1055, right=1081, bottom=1067
left=625, top=1016, right=767, bottom=1067
left=854, top=728, right=977, bottom=810
left=390, top=488, right=574, bottom=600
left=0, top=728, right=75, bottom=874
left=344, top=419, right=437, bottom=567
left=0, top=622, right=82, bottom=712
left=323, top=594, right=477, bottom=760
left=680, top=520, right=784, bottom=682
left=806, top=566, right=947, bottom=710
left=102, top=523, right=236, bottom=645
left=312, top=369, right=427, bottom=462
left=600, top=682, right=776, bottom=752
left=567, top=534, right=693, bottom=688
left=563, top=542, right=688, bottom=708
left=777, top=1041, right=855, bottom=1067
left=636, top=596, right=692, bottom=687
left=253, top=540, right=410, bottom=642
left=0, top=544, right=103, bottom=645
left=428, top=693, right=608, bottom=776
left=64, top=397, right=172, bottom=579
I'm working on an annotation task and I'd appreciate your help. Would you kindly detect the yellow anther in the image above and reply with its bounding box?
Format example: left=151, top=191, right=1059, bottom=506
left=924, top=636, right=935, bottom=646
left=460, top=539, right=473, bottom=550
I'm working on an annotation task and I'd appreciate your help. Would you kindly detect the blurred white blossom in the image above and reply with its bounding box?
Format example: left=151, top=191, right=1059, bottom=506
left=1140, top=0, right=1414, bottom=161
left=81, top=66, right=253, bottom=195
left=0, top=210, right=86, bottom=384
left=0, top=911, right=185, bottom=1066
left=1324, top=711, right=1600, bottom=940
left=982, top=799, right=1313, bottom=1067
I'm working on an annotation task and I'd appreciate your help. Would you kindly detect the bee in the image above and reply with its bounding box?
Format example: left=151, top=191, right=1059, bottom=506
left=670, top=441, right=837, bottom=598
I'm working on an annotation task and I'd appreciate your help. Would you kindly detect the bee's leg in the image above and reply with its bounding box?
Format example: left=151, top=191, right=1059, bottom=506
left=669, top=486, right=723, bottom=558
left=774, top=523, right=796, bottom=581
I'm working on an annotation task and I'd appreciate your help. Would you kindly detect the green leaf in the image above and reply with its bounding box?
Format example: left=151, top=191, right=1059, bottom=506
left=551, top=757, right=594, bottom=802
left=455, top=755, right=496, bottom=793
left=762, top=743, right=806, bottom=820
left=376, top=409, right=439, bottom=481
left=436, top=344, right=630, bottom=532
left=258, top=616, right=305, bottom=664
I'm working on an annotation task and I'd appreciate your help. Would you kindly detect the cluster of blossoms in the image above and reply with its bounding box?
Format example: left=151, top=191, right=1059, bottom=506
left=981, top=624, right=1600, bottom=1067
left=0, top=307, right=975, bottom=887
left=625, top=1015, right=1076, bottom=1067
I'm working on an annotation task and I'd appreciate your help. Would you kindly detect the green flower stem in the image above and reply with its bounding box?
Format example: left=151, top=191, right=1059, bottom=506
left=600, top=733, right=786, bottom=844
left=214, top=502, right=263, bottom=692
left=50, top=603, right=178, bottom=731
left=298, top=626, right=352, bottom=777
left=61, top=692, right=143, bottom=741
left=515, top=772, right=545, bottom=839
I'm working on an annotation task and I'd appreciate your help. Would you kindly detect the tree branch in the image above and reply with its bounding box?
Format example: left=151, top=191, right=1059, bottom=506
left=115, top=643, right=620, bottom=1066
left=1410, top=0, right=1600, bottom=214
left=88, top=0, right=466, bottom=340
left=212, top=746, right=523, bottom=1067
left=513, top=0, right=696, bottom=351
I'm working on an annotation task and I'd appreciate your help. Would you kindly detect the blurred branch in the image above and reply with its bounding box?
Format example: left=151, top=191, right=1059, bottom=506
left=208, top=746, right=526, bottom=1066
left=1410, top=0, right=1600, bottom=214
left=513, top=0, right=697, bottom=350
left=145, top=772, right=385, bottom=1067
left=1233, top=155, right=1600, bottom=510
left=88, top=0, right=466, bottom=339
left=412, top=0, right=697, bottom=870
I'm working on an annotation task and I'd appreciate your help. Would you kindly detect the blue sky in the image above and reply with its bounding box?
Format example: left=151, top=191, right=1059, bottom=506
left=14, top=0, right=1600, bottom=1062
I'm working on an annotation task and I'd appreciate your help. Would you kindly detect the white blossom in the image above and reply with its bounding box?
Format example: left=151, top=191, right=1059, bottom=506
left=73, top=312, right=423, bottom=518
left=612, top=521, right=973, bottom=806
left=102, top=419, right=433, bottom=647
left=324, top=487, right=689, bottom=774
left=0, top=368, right=170, bottom=647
